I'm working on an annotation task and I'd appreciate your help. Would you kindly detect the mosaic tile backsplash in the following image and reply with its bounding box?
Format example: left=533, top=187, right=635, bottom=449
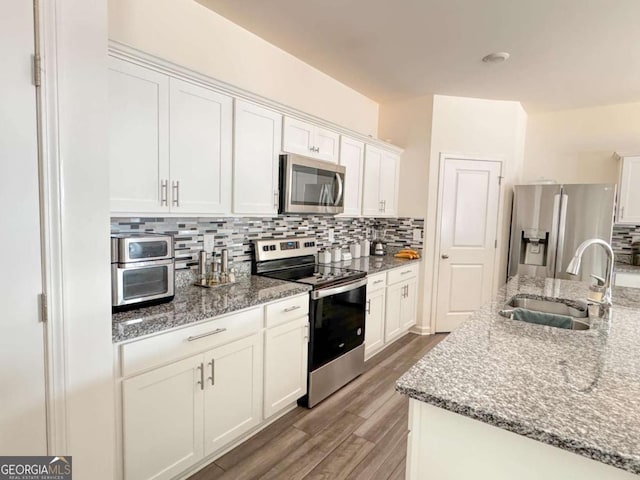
left=111, top=216, right=425, bottom=270
left=612, top=224, right=640, bottom=264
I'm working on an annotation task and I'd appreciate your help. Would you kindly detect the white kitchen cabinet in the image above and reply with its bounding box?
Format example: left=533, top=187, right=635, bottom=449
left=264, top=316, right=309, bottom=418
left=233, top=100, right=282, bottom=215
left=203, top=333, right=263, bottom=456
left=384, top=282, right=404, bottom=343
left=385, top=265, right=419, bottom=344
left=362, top=145, right=400, bottom=217
left=169, top=78, right=232, bottom=215
left=616, top=154, right=640, bottom=224
left=400, top=278, right=418, bottom=331
left=282, top=116, right=340, bottom=163
left=365, top=287, right=386, bottom=360
left=339, top=136, right=365, bottom=216
left=614, top=272, right=640, bottom=288
left=108, top=57, right=233, bottom=215
left=122, top=355, right=204, bottom=480
left=108, top=58, right=169, bottom=213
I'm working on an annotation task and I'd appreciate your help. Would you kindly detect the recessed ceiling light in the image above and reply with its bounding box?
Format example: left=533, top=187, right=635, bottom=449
left=482, top=52, right=510, bottom=64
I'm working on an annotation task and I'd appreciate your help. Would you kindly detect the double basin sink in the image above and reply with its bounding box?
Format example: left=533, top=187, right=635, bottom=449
left=499, top=294, right=591, bottom=330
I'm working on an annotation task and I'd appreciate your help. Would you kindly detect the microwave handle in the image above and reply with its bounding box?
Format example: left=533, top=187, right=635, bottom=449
left=334, top=172, right=343, bottom=206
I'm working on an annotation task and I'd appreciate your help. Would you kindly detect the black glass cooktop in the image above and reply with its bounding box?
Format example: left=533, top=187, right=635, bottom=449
left=259, top=263, right=366, bottom=289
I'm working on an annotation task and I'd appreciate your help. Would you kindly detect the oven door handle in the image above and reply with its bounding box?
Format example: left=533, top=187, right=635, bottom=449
left=310, top=277, right=368, bottom=300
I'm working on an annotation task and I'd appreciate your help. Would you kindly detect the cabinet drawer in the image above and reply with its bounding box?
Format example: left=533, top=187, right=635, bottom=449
left=614, top=272, right=640, bottom=288
left=265, top=294, right=309, bottom=328
left=120, top=306, right=263, bottom=377
left=367, top=272, right=387, bottom=292
left=387, top=263, right=419, bottom=285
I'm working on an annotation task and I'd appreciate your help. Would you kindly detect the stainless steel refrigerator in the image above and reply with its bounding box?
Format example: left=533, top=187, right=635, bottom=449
left=507, top=184, right=616, bottom=282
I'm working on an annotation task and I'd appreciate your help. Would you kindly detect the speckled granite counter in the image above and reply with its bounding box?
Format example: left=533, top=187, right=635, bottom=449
left=396, top=275, right=640, bottom=475
left=331, top=255, right=421, bottom=274
left=616, top=262, right=640, bottom=274
left=112, top=276, right=310, bottom=343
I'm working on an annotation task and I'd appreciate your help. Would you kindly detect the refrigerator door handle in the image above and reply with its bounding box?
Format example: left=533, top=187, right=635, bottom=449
left=556, top=193, right=569, bottom=276
left=548, top=193, right=562, bottom=278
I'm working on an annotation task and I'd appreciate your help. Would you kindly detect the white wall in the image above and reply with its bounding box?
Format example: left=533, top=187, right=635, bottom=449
left=524, top=102, right=640, bottom=184
left=47, top=0, right=115, bottom=477
left=108, top=0, right=379, bottom=136
left=423, top=95, right=527, bottom=333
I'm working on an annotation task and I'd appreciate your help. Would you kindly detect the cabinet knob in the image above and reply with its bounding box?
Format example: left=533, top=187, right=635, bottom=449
left=441, top=254, right=449, bottom=259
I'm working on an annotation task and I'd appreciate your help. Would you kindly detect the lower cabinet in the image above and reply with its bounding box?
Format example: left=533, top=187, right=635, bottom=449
left=385, top=282, right=404, bottom=343
left=122, top=355, right=204, bottom=480
left=122, top=333, right=263, bottom=480
left=203, top=334, right=263, bottom=456
left=401, top=278, right=418, bottom=331
left=264, top=316, right=309, bottom=418
left=380, top=264, right=420, bottom=348
left=365, top=287, right=386, bottom=360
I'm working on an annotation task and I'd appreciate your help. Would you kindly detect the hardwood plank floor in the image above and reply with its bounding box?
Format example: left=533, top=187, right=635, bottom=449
left=188, top=333, right=447, bottom=480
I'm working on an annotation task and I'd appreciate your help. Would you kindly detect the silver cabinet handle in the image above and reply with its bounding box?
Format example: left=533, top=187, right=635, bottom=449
left=284, top=305, right=301, bottom=313
left=303, top=324, right=309, bottom=341
left=316, top=147, right=320, bottom=153
left=197, top=362, right=204, bottom=390
left=401, top=270, right=413, bottom=275
left=379, top=201, right=383, bottom=212
left=309, top=146, right=314, bottom=152
left=382, top=200, right=386, bottom=212
left=441, top=254, right=449, bottom=259
left=274, top=191, right=279, bottom=210
left=187, top=328, right=226, bottom=342
left=366, top=299, right=371, bottom=314
left=172, top=180, right=180, bottom=207
left=208, top=359, right=215, bottom=386
left=373, top=279, right=384, bottom=285
left=161, top=180, right=168, bottom=206
left=621, top=206, right=625, bottom=219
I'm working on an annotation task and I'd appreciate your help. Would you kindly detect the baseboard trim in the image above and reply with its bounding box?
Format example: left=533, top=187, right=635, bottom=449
left=410, top=324, right=431, bottom=335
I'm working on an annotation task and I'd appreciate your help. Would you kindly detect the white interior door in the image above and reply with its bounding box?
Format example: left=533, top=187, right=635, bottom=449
left=0, top=0, right=47, bottom=454
left=435, top=158, right=501, bottom=333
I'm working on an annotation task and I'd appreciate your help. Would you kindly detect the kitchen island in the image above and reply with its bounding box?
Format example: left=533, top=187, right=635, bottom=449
left=397, top=275, right=640, bottom=479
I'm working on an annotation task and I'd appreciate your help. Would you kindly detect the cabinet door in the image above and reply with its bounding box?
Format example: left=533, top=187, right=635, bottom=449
left=315, top=127, right=340, bottom=163
left=401, top=279, right=418, bottom=331
left=365, top=287, right=386, bottom=360
left=122, top=355, right=204, bottom=480
left=282, top=116, right=315, bottom=157
left=203, top=333, right=263, bottom=456
left=384, top=283, right=403, bottom=343
left=264, top=316, right=308, bottom=418
left=618, top=156, right=640, bottom=224
left=380, top=151, right=400, bottom=217
left=339, top=136, right=365, bottom=216
left=169, top=78, right=232, bottom=215
left=233, top=100, right=282, bottom=215
left=108, top=58, right=169, bottom=214
left=362, top=145, right=383, bottom=216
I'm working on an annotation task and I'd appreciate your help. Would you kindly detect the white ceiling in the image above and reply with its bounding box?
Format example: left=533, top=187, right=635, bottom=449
left=196, top=0, right=640, bottom=112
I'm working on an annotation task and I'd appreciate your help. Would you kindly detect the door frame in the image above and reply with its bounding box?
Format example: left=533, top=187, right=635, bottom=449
left=429, top=153, right=504, bottom=333
left=36, top=0, right=68, bottom=454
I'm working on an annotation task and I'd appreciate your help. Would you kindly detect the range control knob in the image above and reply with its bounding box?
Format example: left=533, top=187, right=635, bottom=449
left=269, top=245, right=276, bottom=251
left=262, top=246, right=269, bottom=252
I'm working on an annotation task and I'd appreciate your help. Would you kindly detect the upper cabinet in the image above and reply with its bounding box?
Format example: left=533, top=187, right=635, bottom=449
left=233, top=100, right=282, bottom=215
left=616, top=154, right=640, bottom=224
left=362, top=145, right=400, bottom=217
left=339, top=136, right=365, bottom=217
left=108, top=59, right=170, bottom=214
left=108, top=57, right=232, bottom=216
left=282, top=116, right=340, bottom=163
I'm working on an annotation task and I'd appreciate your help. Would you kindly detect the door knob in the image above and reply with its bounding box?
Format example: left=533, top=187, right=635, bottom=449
left=441, top=254, right=449, bottom=259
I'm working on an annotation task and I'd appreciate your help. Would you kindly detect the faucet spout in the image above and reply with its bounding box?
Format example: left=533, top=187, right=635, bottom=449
left=565, top=238, right=615, bottom=306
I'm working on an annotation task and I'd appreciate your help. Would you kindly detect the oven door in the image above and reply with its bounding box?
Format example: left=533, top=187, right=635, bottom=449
left=117, top=236, right=174, bottom=263
left=280, top=154, right=345, bottom=215
left=309, top=278, right=367, bottom=371
left=112, top=259, right=175, bottom=307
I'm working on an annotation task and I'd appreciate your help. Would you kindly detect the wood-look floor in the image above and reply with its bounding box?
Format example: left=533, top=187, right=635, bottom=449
left=188, top=333, right=447, bottom=480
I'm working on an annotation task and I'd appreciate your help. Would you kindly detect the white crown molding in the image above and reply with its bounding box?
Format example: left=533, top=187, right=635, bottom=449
left=108, top=40, right=404, bottom=156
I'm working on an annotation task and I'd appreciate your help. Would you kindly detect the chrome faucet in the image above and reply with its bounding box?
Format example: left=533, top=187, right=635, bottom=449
left=566, top=238, right=615, bottom=306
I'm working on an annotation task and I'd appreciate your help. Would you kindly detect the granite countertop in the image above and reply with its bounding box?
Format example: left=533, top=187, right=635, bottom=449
left=396, top=275, right=640, bottom=475
left=616, top=262, right=640, bottom=274
left=112, top=276, right=310, bottom=343
left=332, top=255, right=421, bottom=274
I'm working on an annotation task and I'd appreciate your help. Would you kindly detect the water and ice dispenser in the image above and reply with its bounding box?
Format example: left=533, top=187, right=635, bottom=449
left=520, top=229, right=549, bottom=267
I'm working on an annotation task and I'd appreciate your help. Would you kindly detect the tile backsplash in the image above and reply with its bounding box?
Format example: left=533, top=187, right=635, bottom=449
left=111, top=216, right=424, bottom=270
left=612, top=224, right=640, bottom=263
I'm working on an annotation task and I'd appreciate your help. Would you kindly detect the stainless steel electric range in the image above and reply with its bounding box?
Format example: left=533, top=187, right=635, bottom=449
left=253, top=237, right=367, bottom=408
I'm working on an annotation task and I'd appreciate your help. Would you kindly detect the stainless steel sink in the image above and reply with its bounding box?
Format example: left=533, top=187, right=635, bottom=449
left=499, top=294, right=590, bottom=330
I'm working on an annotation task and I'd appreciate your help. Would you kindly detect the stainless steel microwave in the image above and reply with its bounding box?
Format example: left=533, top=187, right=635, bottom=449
left=111, top=233, right=175, bottom=311
left=279, top=154, right=346, bottom=215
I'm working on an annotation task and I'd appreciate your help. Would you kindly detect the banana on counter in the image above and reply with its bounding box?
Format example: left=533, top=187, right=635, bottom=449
left=394, top=248, right=420, bottom=259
